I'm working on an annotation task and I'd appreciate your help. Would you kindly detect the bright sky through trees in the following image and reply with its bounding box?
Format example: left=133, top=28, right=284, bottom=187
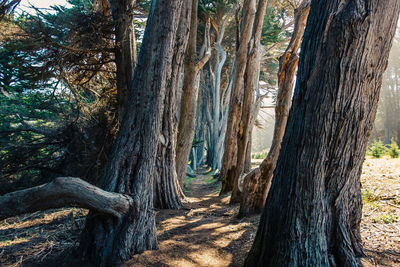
left=19, top=0, right=69, bottom=13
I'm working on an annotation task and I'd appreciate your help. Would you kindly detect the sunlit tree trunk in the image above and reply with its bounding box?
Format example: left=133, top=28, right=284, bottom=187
left=239, top=0, right=310, bottom=217
left=220, top=0, right=268, bottom=204
left=205, top=7, right=236, bottom=171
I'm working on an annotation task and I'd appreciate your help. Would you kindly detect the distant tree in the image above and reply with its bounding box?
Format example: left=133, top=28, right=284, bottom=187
left=220, top=0, right=268, bottom=203
left=202, top=1, right=238, bottom=171
left=239, top=0, right=310, bottom=217
left=374, top=30, right=400, bottom=144
left=244, top=0, right=400, bottom=265
left=175, top=0, right=211, bottom=187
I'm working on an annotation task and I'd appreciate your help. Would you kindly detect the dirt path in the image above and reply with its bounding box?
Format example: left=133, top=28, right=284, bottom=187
left=0, top=160, right=399, bottom=266
left=126, top=170, right=260, bottom=267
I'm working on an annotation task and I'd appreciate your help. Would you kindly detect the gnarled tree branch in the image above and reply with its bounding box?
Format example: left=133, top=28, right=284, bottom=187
left=0, top=177, right=133, bottom=221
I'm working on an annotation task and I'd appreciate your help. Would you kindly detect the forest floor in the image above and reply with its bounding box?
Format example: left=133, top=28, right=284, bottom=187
left=0, top=158, right=399, bottom=266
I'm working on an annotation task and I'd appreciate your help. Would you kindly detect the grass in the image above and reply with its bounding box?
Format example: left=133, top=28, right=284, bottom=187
left=372, top=214, right=399, bottom=224
left=251, top=150, right=268, bottom=159
left=184, top=176, right=196, bottom=193
left=361, top=189, right=382, bottom=203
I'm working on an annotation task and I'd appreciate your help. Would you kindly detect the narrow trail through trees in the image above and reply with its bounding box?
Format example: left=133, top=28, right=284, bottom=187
left=0, top=160, right=399, bottom=266
left=127, top=168, right=260, bottom=267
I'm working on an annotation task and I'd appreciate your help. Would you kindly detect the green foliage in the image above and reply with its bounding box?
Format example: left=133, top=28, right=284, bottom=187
left=184, top=176, right=196, bottom=192
left=373, top=214, right=399, bottom=224
left=252, top=150, right=268, bottom=159
left=361, top=189, right=381, bottom=203
left=192, top=138, right=204, bottom=148
left=0, top=0, right=119, bottom=193
left=388, top=140, right=400, bottom=158
left=261, top=6, right=291, bottom=46
left=366, top=139, right=400, bottom=158
left=367, top=140, right=388, bottom=158
left=198, top=0, right=237, bottom=15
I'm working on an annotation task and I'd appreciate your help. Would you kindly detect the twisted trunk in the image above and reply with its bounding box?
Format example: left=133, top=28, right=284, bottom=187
left=239, top=0, right=310, bottom=217
left=154, top=0, right=192, bottom=209
left=78, top=1, right=184, bottom=265
left=245, top=0, right=400, bottom=265
left=206, top=8, right=236, bottom=171
left=220, top=0, right=268, bottom=204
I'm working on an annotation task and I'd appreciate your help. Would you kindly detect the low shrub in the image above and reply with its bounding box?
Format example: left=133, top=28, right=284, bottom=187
left=367, top=140, right=387, bottom=158
left=251, top=150, right=268, bottom=159
left=388, top=141, right=400, bottom=158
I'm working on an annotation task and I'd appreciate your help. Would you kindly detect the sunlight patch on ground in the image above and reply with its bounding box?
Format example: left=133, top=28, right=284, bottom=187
left=360, top=157, right=400, bottom=266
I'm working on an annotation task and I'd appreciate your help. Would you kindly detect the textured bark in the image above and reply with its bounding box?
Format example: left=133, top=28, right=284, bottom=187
left=245, top=1, right=400, bottom=266
left=0, top=177, right=132, bottom=221
left=243, top=136, right=252, bottom=173
left=78, top=1, right=184, bottom=266
left=176, top=0, right=211, bottom=187
left=154, top=0, right=192, bottom=209
left=220, top=0, right=268, bottom=204
left=205, top=7, right=236, bottom=171
left=239, top=0, right=310, bottom=217
left=109, top=0, right=137, bottom=122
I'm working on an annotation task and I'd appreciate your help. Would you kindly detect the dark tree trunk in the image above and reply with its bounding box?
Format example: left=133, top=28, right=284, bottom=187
left=239, top=0, right=310, bottom=217
left=109, top=0, right=137, bottom=122
left=245, top=1, right=400, bottom=266
left=78, top=1, right=184, bottom=266
left=176, top=0, right=211, bottom=187
left=154, top=0, right=192, bottom=209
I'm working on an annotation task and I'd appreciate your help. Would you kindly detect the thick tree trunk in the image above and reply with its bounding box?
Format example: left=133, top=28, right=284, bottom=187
left=109, top=0, right=137, bottom=122
left=176, top=0, right=211, bottom=187
left=154, top=0, right=192, bottom=209
left=77, top=1, right=184, bottom=266
left=220, top=0, right=268, bottom=204
left=244, top=1, right=400, bottom=266
left=238, top=0, right=310, bottom=217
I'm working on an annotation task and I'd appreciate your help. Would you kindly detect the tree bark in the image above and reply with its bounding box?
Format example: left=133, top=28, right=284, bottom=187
left=0, top=177, right=132, bottom=220
left=176, top=0, right=211, bottom=187
left=220, top=0, right=268, bottom=204
left=244, top=1, right=400, bottom=266
left=154, top=0, right=192, bottom=209
left=78, top=1, right=184, bottom=266
left=109, top=0, right=137, bottom=122
left=238, top=0, right=310, bottom=217
left=205, top=6, right=236, bottom=171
